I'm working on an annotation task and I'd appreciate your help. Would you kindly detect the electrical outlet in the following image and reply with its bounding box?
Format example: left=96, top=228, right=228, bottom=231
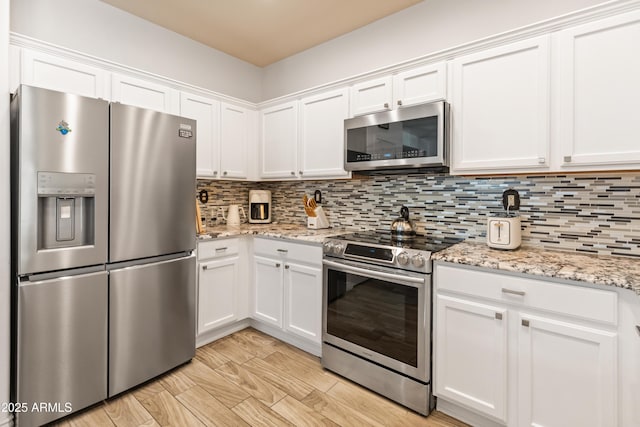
left=507, top=194, right=515, bottom=207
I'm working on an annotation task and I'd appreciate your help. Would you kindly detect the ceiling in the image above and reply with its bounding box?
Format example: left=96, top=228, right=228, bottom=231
left=100, top=0, right=423, bottom=67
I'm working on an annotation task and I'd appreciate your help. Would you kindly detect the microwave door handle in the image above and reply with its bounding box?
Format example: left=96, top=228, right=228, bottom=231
left=323, top=259, right=425, bottom=287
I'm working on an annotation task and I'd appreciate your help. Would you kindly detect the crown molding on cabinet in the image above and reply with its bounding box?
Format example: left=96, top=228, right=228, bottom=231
left=10, top=0, right=640, bottom=109
left=9, top=32, right=257, bottom=110
left=257, top=0, right=640, bottom=108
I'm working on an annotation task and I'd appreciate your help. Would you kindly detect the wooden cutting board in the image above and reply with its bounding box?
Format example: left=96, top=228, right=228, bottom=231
left=195, top=199, right=203, bottom=234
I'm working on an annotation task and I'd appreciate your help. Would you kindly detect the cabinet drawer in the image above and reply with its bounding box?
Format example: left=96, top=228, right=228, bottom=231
left=253, top=238, right=322, bottom=265
left=198, top=238, right=239, bottom=260
left=435, top=264, right=617, bottom=325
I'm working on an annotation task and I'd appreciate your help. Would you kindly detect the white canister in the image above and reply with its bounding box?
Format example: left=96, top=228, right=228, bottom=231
left=487, top=214, right=521, bottom=250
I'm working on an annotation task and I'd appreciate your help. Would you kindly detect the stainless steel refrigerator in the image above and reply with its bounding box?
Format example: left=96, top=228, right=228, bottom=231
left=11, top=85, right=196, bottom=427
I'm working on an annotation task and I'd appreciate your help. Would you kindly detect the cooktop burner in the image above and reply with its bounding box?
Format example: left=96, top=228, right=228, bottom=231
left=323, top=231, right=462, bottom=273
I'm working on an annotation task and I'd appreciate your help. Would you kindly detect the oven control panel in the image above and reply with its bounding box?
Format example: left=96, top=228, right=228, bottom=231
left=323, top=239, right=432, bottom=273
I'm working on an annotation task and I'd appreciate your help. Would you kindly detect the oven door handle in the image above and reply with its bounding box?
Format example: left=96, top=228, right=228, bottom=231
left=323, top=259, right=425, bottom=287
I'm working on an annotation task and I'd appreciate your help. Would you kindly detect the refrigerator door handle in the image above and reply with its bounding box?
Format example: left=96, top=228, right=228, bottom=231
left=106, top=252, right=194, bottom=271
left=23, top=265, right=106, bottom=283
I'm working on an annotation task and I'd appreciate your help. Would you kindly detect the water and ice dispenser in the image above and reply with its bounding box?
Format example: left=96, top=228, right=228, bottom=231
left=37, top=172, right=96, bottom=249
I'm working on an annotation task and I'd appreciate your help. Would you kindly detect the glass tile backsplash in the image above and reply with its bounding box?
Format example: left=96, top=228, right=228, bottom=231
left=197, top=172, right=640, bottom=258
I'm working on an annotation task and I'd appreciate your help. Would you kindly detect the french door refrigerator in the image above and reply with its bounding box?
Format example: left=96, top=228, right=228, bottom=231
left=11, top=86, right=196, bottom=427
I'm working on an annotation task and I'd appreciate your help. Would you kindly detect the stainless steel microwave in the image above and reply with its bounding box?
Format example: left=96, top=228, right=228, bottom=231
left=344, top=101, right=449, bottom=172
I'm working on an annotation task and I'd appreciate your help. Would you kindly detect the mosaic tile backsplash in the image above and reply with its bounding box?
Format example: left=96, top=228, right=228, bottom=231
left=197, top=172, right=640, bottom=258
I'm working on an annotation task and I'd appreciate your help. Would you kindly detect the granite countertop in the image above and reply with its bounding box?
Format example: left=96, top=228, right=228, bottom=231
left=433, top=241, right=640, bottom=295
left=197, top=223, right=351, bottom=244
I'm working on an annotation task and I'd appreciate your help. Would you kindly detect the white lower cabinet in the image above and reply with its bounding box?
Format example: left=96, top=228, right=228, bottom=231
left=283, top=262, right=322, bottom=343
left=435, top=295, right=508, bottom=422
left=198, top=255, right=239, bottom=332
left=517, top=313, right=617, bottom=427
left=196, top=238, right=248, bottom=343
left=434, top=263, right=618, bottom=427
left=252, top=238, right=323, bottom=352
left=253, top=255, right=284, bottom=328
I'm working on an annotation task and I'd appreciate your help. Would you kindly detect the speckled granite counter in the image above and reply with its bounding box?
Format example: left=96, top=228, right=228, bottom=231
left=197, top=223, right=351, bottom=244
left=433, top=241, right=640, bottom=295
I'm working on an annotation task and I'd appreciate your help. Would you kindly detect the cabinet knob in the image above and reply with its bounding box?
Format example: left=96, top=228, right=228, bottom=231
left=275, top=263, right=281, bottom=268
left=213, top=171, right=218, bottom=175
left=564, top=155, right=572, bottom=163
left=223, top=171, right=228, bottom=176
left=522, top=319, right=530, bottom=327
left=495, top=312, right=502, bottom=320
left=299, top=171, right=303, bottom=175
left=397, top=100, right=403, bottom=106
left=636, top=325, right=640, bottom=335
left=290, top=171, right=295, bottom=176
left=383, top=102, right=389, bottom=109
left=202, top=265, right=208, bottom=271
left=285, top=265, right=290, bottom=269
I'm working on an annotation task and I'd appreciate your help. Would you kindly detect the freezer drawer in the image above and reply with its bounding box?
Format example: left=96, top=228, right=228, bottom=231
left=109, top=103, right=196, bottom=262
left=109, top=255, right=196, bottom=397
left=16, top=269, right=108, bottom=427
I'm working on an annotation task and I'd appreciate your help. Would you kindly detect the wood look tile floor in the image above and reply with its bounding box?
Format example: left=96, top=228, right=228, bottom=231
left=54, top=328, right=468, bottom=427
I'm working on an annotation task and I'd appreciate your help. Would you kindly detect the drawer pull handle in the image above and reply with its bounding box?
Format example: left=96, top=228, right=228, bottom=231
left=502, top=288, right=525, bottom=296
left=277, top=249, right=288, bottom=253
left=215, top=247, right=228, bottom=252
left=495, top=312, right=502, bottom=320
left=522, top=319, right=530, bottom=327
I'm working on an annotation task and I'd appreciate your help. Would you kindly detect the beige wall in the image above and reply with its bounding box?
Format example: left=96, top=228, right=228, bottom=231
left=1, top=0, right=11, bottom=424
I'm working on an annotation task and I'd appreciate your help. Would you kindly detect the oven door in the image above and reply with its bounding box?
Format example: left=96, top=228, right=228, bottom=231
left=322, top=258, right=430, bottom=382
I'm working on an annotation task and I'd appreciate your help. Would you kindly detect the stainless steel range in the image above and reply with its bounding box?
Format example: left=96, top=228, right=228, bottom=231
left=321, top=231, right=460, bottom=415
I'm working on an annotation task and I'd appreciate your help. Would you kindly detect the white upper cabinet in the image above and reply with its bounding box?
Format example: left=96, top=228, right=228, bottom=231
left=392, top=62, right=446, bottom=108
left=21, top=50, right=109, bottom=99
left=111, top=73, right=179, bottom=114
left=350, top=62, right=446, bottom=117
left=220, top=102, right=250, bottom=179
left=556, top=10, right=640, bottom=171
left=350, top=76, right=393, bottom=116
left=450, top=36, right=551, bottom=174
left=260, top=101, right=299, bottom=179
left=298, top=88, right=350, bottom=179
left=180, top=92, right=220, bottom=178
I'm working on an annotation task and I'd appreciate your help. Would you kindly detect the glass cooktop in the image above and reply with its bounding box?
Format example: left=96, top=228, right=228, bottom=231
left=332, top=230, right=462, bottom=252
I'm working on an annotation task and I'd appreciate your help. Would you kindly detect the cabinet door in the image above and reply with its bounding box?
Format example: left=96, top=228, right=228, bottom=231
left=219, top=103, right=249, bottom=179
left=450, top=36, right=550, bottom=173
left=197, top=256, right=239, bottom=334
left=180, top=92, right=220, bottom=178
left=557, top=10, right=640, bottom=170
left=299, top=88, right=350, bottom=179
left=393, top=63, right=446, bottom=108
left=253, top=255, right=283, bottom=328
left=111, top=73, right=179, bottom=114
left=283, top=262, right=322, bottom=344
left=21, top=50, right=108, bottom=99
left=518, top=313, right=617, bottom=427
left=260, top=101, right=298, bottom=179
left=350, top=76, right=393, bottom=116
left=434, top=294, right=508, bottom=423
